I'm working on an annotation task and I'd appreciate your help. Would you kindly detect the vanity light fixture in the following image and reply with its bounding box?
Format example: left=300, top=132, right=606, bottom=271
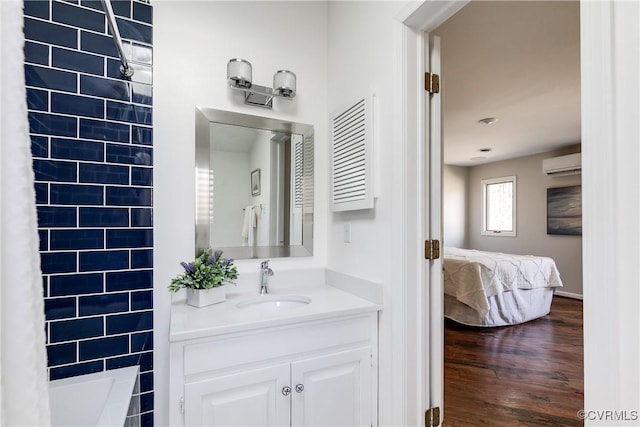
left=227, top=59, right=297, bottom=109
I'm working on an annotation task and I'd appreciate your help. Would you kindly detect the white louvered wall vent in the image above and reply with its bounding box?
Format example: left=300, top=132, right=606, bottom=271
left=294, top=138, right=303, bottom=209
left=330, top=97, right=374, bottom=212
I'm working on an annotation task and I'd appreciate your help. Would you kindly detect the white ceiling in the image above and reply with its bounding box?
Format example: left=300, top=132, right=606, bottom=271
left=432, top=1, right=581, bottom=166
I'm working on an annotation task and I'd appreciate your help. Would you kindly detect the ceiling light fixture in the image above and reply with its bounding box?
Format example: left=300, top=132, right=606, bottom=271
left=227, top=58, right=297, bottom=109
left=478, top=117, right=498, bottom=125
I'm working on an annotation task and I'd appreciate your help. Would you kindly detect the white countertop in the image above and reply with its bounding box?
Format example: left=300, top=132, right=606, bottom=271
left=169, top=283, right=381, bottom=342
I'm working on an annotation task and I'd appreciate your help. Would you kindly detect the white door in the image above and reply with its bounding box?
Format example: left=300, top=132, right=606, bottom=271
left=424, top=33, right=444, bottom=425
left=290, top=347, right=371, bottom=427
left=184, top=363, right=290, bottom=427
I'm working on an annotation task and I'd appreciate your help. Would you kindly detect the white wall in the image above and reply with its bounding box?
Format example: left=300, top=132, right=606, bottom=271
left=326, top=2, right=411, bottom=425
left=153, top=2, right=328, bottom=425
left=443, top=165, right=469, bottom=248
left=211, top=151, right=250, bottom=247
left=467, top=148, right=583, bottom=296
left=326, top=2, right=403, bottom=279
left=249, top=133, right=271, bottom=246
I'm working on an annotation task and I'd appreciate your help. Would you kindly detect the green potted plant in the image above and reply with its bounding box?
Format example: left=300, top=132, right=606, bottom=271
left=168, top=249, right=239, bottom=307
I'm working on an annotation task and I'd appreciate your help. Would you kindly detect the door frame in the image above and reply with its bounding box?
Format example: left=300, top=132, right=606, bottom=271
left=392, top=2, right=468, bottom=425
left=580, top=0, right=640, bottom=417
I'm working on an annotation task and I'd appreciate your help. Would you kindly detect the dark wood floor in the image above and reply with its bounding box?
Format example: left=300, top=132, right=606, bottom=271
left=442, top=296, right=584, bottom=427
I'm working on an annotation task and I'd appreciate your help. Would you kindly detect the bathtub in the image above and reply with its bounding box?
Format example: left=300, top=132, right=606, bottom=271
left=48, top=366, right=140, bottom=426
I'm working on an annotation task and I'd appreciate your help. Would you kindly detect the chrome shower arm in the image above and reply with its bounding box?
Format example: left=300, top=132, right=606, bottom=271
left=100, top=0, right=134, bottom=78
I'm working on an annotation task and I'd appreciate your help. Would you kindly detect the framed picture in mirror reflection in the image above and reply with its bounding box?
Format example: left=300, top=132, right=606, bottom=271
left=251, top=168, right=261, bottom=196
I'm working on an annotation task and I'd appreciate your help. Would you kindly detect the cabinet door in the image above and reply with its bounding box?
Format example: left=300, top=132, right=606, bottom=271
left=184, top=363, right=290, bottom=427
left=291, top=347, right=371, bottom=426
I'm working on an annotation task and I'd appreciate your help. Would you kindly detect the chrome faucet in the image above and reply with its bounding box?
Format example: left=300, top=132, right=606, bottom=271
left=259, top=260, right=274, bottom=295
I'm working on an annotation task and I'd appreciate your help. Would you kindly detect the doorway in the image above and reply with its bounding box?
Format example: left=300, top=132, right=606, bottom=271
left=432, top=1, right=583, bottom=424
left=397, top=1, right=638, bottom=425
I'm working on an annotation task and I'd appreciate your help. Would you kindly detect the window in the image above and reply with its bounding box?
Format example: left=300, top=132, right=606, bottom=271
left=481, top=176, right=516, bottom=236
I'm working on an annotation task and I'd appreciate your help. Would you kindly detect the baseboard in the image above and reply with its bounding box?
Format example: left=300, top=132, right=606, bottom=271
left=555, top=290, right=583, bottom=300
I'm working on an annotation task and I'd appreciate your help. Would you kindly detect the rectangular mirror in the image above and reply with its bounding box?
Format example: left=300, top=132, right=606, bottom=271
left=195, top=107, right=314, bottom=259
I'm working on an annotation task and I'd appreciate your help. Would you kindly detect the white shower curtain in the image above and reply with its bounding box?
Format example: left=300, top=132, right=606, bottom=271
left=0, top=0, right=52, bottom=425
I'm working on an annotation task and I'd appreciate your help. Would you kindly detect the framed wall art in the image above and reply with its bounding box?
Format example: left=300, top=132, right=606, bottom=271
left=547, top=185, right=582, bottom=235
left=251, top=168, right=261, bottom=196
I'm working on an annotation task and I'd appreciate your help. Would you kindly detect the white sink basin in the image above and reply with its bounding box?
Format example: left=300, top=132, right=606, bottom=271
left=236, top=295, right=312, bottom=312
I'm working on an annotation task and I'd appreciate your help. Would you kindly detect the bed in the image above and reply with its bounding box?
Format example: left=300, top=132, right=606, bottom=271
left=443, top=247, right=563, bottom=327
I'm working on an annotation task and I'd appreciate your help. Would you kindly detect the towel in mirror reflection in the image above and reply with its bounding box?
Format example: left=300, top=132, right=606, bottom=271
left=241, top=206, right=261, bottom=246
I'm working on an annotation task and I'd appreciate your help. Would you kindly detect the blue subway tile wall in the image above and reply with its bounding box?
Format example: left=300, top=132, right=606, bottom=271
left=47, top=342, right=77, bottom=366
left=80, top=118, right=131, bottom=142
left=37, top=206, right=77, bottom=227
left=50, top=183, right=104, bottom=205
left=79, top=207, right=129, bottom=227
left=28, top=112, right=78, bottom=137
left=25, top=41, right=50, bottom=65
left=79, top=163, right=130, bottom=185
left=52, top=47, right=105, bottom=75
left=25, top=65, right=78, bottom=92
left=79, top=292, right=130, bottom=316
left=51, top=138, right=105, bottom=161
left=52, top=1, right=106, bottom=32
left=51, top=92, right=105, bottom=118
left=45, top=297, right=77, bottom=320
left=24, top=18, right=78, bottom=48
left=79, top=250, right=130, bottom=271
left=49, top=229, right=104, bottom=250
left=132, top=331, right=153, bottom=353
left=49, top=273, right=104, bottom=296
left=79, top=335, right=130, bottom=360
left=50, top=317, right=105, bottom=342
left=106, top=269, right=153, bottom=292
left=49, top=360, right=104, bottom=381
left=24, top=1, right=153, bottom=424
left=35, top=183, right=49, bottom=204
left=131, top=291, right=153, bottom=311
left=33, top=159, right=78, bottom=182
left=131, top=208, right=153, bottom=227
left=27, top=88, right=49, bottom=111
left=131, top=249, right=153, bottom=269
left=24, top=1, right=50, bottom=19
left=31, top=135, right=49, bottom=157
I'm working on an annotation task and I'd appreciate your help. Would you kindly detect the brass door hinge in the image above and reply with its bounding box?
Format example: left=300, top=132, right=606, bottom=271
left=425, top=240, right=440, bottom=260
left=425, top=406, right=441, bottom=426
left=425, top=72, right=440, bottom=94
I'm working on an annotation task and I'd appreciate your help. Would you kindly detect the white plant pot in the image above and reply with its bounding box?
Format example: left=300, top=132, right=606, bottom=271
left=186, top=286, right=227, bottom=308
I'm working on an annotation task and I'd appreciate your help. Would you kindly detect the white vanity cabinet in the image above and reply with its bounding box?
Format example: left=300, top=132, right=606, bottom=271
left=290, top=347, right=371, bottom=426
left=169, top=311, right=378, bottom=427
left=184, top=362, right=290, bottom=426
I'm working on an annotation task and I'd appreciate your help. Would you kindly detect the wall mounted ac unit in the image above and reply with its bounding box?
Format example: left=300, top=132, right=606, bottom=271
left=542, top=153, right=581, bottom=177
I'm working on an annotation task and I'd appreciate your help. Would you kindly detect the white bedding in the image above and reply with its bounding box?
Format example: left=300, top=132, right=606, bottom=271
left=444, top=288, right=554, bottom=327
left=443, top=247, right=563, bottom=318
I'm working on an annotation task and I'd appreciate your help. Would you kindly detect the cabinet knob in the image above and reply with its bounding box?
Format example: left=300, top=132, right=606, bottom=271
left=295, top=384, right=304, bottom=393
left=282, top=386, right=291, bottom=396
